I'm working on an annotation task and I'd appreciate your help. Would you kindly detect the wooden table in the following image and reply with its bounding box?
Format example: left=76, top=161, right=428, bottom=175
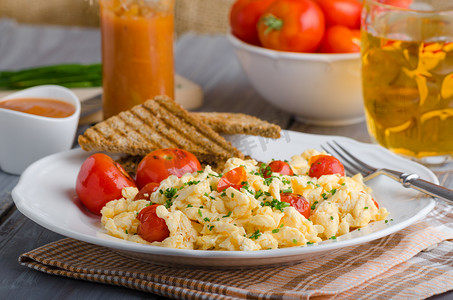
left=0, top=19, right=451, bottom=299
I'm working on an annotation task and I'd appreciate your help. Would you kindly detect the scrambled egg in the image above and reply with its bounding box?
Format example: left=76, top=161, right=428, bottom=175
left=101, top=149, right=389, bottom=250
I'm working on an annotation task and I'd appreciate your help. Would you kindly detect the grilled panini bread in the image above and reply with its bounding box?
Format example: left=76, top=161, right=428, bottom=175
left=78, top=96, right=244, bottom=166
left=192, top=112, right=281, bottom=138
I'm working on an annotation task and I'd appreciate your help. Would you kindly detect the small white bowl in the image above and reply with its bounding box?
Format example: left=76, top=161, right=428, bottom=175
left=0, top=85, right=80, bottom=175
left=228, top=33, right=364, bottom=126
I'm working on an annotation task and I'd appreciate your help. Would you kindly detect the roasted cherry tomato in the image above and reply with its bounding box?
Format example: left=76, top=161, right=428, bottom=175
left=308, top=155, right=345, bottom=178
left=136, top=148, right=202, bottom=189
left=230, top=0, right=277, bottom=46
left=314, top=0, right=361, bottom=29
left=280, top=193, right=310, bottom=218
left=257, top=0, right=325, bottom=53
left=137, top=204, right=170, bottom=243
left=134, top=182, right=160, bottom=201
left=319, top=25, right=361, bottom=53
left=260, top=160, right=294, bottom=178
left=76, top=153, right=136, bottom=215
left=217, top=166, right=247, bottom=192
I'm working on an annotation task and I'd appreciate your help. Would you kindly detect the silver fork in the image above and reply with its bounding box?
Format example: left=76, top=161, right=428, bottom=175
left=322, top=141, right=453, bottom=204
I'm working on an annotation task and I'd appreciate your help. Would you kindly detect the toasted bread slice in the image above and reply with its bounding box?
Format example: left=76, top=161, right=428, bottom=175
left=193, top=112, right=281, bottom=138
left=78, top=96, right=244, bottom=165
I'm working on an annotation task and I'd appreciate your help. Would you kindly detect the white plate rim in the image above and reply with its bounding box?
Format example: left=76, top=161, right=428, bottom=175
left=12, top=131, right=437, bottom=261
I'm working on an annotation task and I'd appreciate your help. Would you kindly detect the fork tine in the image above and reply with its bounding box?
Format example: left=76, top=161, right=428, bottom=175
left=323, top=142, right=373, bottom=176
left=331, top=141, right=377, bottom=172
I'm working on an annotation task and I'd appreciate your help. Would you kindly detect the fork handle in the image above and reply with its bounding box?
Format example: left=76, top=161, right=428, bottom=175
left=400, top=173, right=453, bottom=203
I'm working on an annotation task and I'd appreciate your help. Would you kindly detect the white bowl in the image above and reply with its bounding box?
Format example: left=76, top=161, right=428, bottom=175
left=0, top=85, right=81, bottom=175
left=228, top=33, right=364, bottom=126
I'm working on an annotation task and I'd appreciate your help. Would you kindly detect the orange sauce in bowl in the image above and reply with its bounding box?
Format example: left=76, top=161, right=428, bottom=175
left=0, top=98, right=75, bottom=118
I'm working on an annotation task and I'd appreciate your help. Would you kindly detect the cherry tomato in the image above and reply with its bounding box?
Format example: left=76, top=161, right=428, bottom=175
left=217, top=166, right=247, bottom=192
left=137, top=204, right=170, bottom=243
left=260, top=160, right=294, bottom=178
left=308, top=155, right=345, bottom=178
left=314, top=0, right=361, bottom=29
left=280, top=193, right=310, bottom=218
left=76, top=153, right=136, bottom=215
left=136, top=148, right=202, bottom=189
left=230, top=0, right=277, bottom=46
left=257, top=0, right=325, bottom=53
left=319, top=25, right=361, bottom=53
left=134, top=182, right=160, bottom=201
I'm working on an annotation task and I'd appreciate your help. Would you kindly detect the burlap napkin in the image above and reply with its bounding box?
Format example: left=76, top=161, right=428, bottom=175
left=19, top=201, right=453, bottom=300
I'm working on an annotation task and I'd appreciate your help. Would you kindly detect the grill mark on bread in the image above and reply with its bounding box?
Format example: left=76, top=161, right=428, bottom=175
left=78, top=96, right=243, bottom=163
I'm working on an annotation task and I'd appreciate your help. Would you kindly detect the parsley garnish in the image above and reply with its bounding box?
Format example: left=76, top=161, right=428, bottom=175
left=330, top=216, right=334, bottom=220
left=222, top=211, right=232, bottom=218
left=292, top=239, right=298, bottom=244
left=311, top=201, right=318, bottom=210
left=208, top=225, right=215, bottom=231
left=272, top=229, right=279, bottom=234
left=125, top=229, right=128, bottom=234
left=203, top=217, right=210, bottom=222
left=364, top=206, right=369, bottom=209
left=249, top=230, right=261, bottom=240
left=186, top=180, right=200, bottom=186
left=254, top=190, right=264, bottom=199
left=322, top=193, right=328, bottom=200
left=187, top=204, right=193, bottom=208
left=330, top=188, right=337, bottom=195
left=163, top=187, right=177, bottom=199
left=329, top=236, right=337, bottom=240
left=198, top=208, right=202, bottom=217
left=307, top=242, right=314, bottom=245
left=281, top=187, right=293, bottom=193
left=262, top=198, right=290, bottom=212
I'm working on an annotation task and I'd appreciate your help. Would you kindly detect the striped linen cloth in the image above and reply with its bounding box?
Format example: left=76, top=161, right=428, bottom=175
left=19, top=200, right=453, bottom=300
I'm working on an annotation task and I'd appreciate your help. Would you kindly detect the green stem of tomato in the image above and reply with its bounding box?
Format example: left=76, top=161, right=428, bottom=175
left=263, top=14, right=283, bottom=35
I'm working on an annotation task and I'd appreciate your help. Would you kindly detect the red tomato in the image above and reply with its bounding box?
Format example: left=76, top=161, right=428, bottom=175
left=308, top=155, right=345, bottom=178
left=280, top=193, right=310, bottom=218
left=217, top=166, right=247, bottom=192
left=260, top=160, right=294, bottom=178
left=137, top=204, right=170, bottom=243
left=257, top=0, right=325, bottom=53
left=136, top=148, right=202, bottom=189
left=230, top=0, right=277, bottom=46
left=319, top=25, right=361, bottom=53
left=134, top=182, right=160, bottom=201
left=76, top=153, right=136, bottom=215
left=314, top=0, right=361, bottom=29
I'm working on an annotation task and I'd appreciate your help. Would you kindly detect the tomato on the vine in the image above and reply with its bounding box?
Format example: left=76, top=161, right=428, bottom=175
left=319, top=25, right=360, bottom=53
left=257, top=0, right=325, bottom=53
left=76, top=153, right=136, bottom=215
left=137, top=204, right=170, bottom=243
left=314, top=0, right=361, bottom=29
left=217, top=166, right=247, bottom=192
left=260, top=160, right=294, bottom=178
left=230, top=0, right=277, bottom=46
left=280, top=193, right=310, bottom=218
left=135, top=148, right=202, bottom=189
left=308, top=155, right=345, bottom=178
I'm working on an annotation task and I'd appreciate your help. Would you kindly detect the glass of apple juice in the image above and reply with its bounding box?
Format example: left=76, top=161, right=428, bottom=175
left=361, top=0, right=453, bottom=166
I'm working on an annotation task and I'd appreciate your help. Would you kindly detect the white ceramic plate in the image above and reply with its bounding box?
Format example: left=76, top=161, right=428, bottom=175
left=12, top=131, right=436, bottom=268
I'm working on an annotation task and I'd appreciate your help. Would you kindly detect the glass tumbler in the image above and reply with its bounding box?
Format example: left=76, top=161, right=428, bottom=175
left=361, top=0, right=453, bottom=165
left=100, top=0, right=175, bottom=119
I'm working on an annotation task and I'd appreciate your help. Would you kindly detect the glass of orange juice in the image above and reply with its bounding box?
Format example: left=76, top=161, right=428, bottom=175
left=100, top=0, right=175, bottom=119
left=361, top=0, right=453, bottom=165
